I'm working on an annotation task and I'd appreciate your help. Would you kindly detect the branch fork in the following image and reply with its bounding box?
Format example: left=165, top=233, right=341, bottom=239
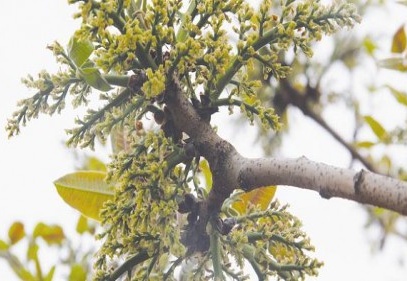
left=161, top=76, right=407, bottom=253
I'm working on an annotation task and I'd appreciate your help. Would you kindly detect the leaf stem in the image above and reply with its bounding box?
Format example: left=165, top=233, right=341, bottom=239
left=209, top=222, right=223, bottom=280
left=105, top=250, right=152, bottom=281
left=242, top=245, right=265, bottom=281
left=103, top=74, right=130, bottom=87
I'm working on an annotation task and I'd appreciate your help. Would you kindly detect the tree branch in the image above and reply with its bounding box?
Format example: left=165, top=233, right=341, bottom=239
left=105, top=250, right=151, bottom=281
left=238, top=156, right=407, bottom=215
left=164, top=77, right=407, bottom=218
left=278, top=79, right=378, bottom=173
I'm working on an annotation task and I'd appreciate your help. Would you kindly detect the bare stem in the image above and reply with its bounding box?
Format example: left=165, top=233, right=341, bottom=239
left=278, top=79, right=378, bottom=173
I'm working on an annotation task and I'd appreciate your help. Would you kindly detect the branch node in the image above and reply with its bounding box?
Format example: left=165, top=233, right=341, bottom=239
left=238, top=172, right=250, bottom=191
left=319, top=189, right=332, bottom=199
left=128, top=69, right=147, bottom=93
left=353, top=169, right=366, bottom=195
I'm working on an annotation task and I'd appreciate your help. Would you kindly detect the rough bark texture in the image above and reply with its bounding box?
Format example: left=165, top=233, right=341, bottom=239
left=164, top=78, right=407, bottom=225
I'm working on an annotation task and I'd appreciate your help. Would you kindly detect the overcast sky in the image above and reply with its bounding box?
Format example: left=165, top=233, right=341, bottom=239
left=1, top=0, right=407, bottom=280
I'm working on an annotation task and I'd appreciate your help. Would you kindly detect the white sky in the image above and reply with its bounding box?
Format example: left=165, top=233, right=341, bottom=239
left=1, top=0, right=407, bottom=280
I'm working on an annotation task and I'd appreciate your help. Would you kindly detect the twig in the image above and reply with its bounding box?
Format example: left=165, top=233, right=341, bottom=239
left=105, top=250, right=152, bottom=281
left=279, top=79, right=378, bottom=173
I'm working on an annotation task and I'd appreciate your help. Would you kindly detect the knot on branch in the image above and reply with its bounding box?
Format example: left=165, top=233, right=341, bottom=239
left=154, top=106, right=182, bottom=143
left=128, top=69, right=147, bottom=93
left=353, top=169, right=366, bottom=195
left=178, top=194, right=210, bottom=253
left=191, top=94, right=219, bottom=123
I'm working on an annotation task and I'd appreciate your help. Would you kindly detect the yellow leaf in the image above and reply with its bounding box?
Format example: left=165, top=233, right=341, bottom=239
left=242, top=94, right=257, bottom=106
left=354, top=141, right=375, bottom=149
left=363, top=116, right=388, bottom=142
left=54, top=171, right=114, bottom=221
left=8, top=222, right=25, bottom=245
left=387, top=85, right=407, bottom=106
left=27, top=242, right=39, bottom=261
left=391, top=25, right=407, bottom=53
left=44, top=266, right=56, bottom=281
left=363, top=37, right=377, bottom=56
left=76, top=215, right=89, bottom=234
left=83, top=157, right=107, bottom=172
left=199, top=160, right=213, bottom=190
left=232, top=186, right=277, bottom=214
left=69, top=264, right=87, bottom=281
left=33, top=223, right=65, bottom=245
left=0, top=239, right=9, bottom=250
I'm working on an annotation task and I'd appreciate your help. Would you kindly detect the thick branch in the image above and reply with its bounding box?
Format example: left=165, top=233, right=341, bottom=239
left=238, top=156, right=407, bottom=215
left=164, top=77, right=407, bottom=219
left=165, top=78, right=240, bottom=202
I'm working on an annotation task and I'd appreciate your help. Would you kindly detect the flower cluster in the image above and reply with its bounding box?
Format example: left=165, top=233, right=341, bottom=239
left=7, top=0, right=360, bottom=279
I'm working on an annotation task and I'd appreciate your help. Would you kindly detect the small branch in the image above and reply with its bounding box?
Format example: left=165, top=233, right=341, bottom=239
left=268, top=259, right=309, bottom=276
left=103, top=74, right=130, bottom=87
left=214, top=26, right=283, bottom=98
left=242, top=245, right=265, bottom=281
left=163, top=256, right=184, bottom=280
left=105, top=250, right=152, bottom=281
left=67, top=88, right=133, bottom=146
left=279, top=79, right=378, bottom=173
left=306, top=105, right=377, bottom=172
left=176, top=0, right=199, bottom=41
left=246, top=232, right=303, bottom=250
left=209, top=224, right=224, bottom=280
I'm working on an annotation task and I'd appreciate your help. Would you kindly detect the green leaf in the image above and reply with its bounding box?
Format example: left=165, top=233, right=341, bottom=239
left=0, top=239, right=9, bottom=250
left=377, top=57, right=407, bottom=72
left=33, top=223, right=65, bottom=245
left=354, top=141, right=375, bottom=149
left=76, top=215, right=89, bottom=235
left=83, top=156, right=107, bottom=172
left=80, top=59, right=96, bottom=68
left=363, top=37, right=377, bottom=56
left=54, top=171, right=114, bottom=221
left=391, top=25, right=407, bottom=53
left=78, top=67, right=112, bottom=91
left=232, top=186, right=277, bottom=215
left=68, top=36, right=94, bottom=67
left=44, top=266, right=56, bottom=281
left=27, top=242, right=39, bottom=261
left=8, top=222, right=25, bottom=245
left=363, top=116, right=388, bottom=142
left=387, top=85, right=407, bottom=106
left=69, top=264, right=87, bottom=281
